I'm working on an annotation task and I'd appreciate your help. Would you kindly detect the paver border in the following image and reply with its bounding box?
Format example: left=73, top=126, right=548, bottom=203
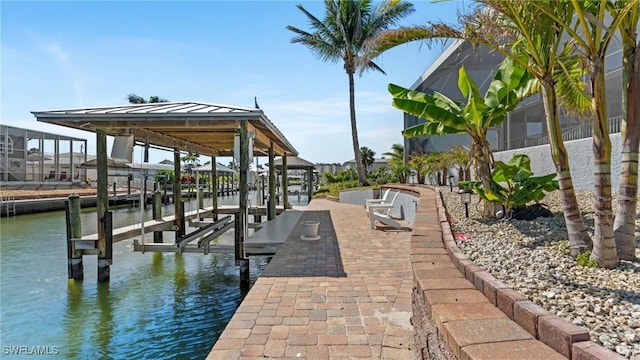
left=388, top=184, right=623, bottom=360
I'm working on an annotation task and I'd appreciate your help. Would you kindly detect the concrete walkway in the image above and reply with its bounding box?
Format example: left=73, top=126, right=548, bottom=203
left=207, top=198, right=417, bottom=359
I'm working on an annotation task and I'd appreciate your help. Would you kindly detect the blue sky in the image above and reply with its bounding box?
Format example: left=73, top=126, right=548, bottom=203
left=1, top=0, right=464, bottom=165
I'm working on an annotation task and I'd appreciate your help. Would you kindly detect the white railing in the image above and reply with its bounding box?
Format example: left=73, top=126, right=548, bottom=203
left=536, top=115, right=622, bottom=146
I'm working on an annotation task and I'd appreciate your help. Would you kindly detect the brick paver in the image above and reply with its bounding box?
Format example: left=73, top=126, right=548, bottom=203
left=207, top=199, right=417, bottom=359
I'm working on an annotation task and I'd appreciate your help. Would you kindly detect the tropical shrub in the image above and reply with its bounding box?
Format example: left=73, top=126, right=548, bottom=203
left=324, top=167, right=358, bottom=184
left=368, top=166, right=394, bottom=185
left=461, top=154, right=558, bottom=217
left=576, top=250, right=598, bottom=268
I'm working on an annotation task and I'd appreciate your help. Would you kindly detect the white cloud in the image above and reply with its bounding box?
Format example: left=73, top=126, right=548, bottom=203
left=43, top=43, right=69, bottom=65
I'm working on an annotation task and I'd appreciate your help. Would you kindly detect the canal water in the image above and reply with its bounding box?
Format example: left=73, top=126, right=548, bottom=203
left=0, top=190, right=307, bottom=359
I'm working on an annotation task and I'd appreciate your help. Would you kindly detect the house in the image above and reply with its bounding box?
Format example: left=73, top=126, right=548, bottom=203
left=403, top=35, right=628, bottom=189
left=0, top=124, right=90, bottom=183
left=342, top=158, right=390, bottom=173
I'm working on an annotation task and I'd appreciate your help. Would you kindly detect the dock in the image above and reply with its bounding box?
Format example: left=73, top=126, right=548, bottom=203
left=74, top=205, right=290, bottom=255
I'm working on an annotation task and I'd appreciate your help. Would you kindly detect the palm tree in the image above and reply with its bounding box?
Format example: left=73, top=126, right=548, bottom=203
left=613, top=0, right=639, bottom=261
left=181, top=153, right=200, bottom=175
left=408, top=153, right=430, bottom=184
left=383, top=143, right=408, bottom=183
left=287, top=0, right=414, bottom=186
left=360, top=146, right=376, bottom=171
left=126, top=94, right=169, bottom=104
left=533, top=0, right=637, bottom=267
left=449, top=146, right=471, bottom=182
left=371, top=1, right=593, bottom=257
left=383, top=143, right=404, bottom=162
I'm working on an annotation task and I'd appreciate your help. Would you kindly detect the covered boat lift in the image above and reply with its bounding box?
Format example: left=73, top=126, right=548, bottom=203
left=272, top=155, right=317, bottom=206
left=32, top=101, right=297, bottom=283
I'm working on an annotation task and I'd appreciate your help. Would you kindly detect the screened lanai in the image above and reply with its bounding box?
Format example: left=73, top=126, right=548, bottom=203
left=0, top=124, right=88, bottom=183
left=404, top=39, right=625, bottom=158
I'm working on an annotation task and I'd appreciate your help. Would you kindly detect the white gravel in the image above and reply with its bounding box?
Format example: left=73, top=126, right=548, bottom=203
left=440, top=188, right=640, bottom=359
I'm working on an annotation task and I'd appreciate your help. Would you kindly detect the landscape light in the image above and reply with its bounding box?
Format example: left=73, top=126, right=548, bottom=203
left=458, top=189, right=472, bottom=218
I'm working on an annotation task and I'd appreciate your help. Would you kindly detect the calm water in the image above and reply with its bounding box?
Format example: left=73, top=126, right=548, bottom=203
left=0, top=192, right=275, bottom=359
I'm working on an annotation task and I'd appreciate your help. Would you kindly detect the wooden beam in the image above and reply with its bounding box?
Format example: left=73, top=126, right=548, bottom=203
left=251, top=127, right=285, bottom=155
left=124, top=128, right=218, bottom=156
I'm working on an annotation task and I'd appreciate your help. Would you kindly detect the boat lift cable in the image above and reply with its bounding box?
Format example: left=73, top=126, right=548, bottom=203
left=139, top=150, right=145, bottom=254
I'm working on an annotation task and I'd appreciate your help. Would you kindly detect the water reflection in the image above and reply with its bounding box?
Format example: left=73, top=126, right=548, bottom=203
left=2, top=194, right=273, bottom=359
left=64, top=280, right=84, bottom=359
left=95, top=283, right=114, bottom=359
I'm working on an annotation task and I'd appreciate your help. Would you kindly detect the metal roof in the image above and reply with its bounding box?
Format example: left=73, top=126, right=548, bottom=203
left=271, top=156, right=315, bottom=169
left=31, top=101, right=298, bottom=158
left=192, top=163, right=235, bottom=174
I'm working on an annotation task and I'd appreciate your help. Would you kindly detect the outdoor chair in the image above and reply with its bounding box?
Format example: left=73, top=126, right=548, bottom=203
left=368, top=191, right=401, bottom=230
left=365, top=188, right=391, bottom=211
left=59, top=171, right=67, bottom=181
left=44, top=170, right=55, bottom=180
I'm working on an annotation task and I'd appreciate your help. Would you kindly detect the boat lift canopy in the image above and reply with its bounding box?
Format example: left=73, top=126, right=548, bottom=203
left=31, top=101, right=298, bottom=157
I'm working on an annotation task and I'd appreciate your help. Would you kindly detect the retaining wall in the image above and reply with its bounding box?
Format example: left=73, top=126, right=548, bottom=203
left=384, top=184, right=622, bottom=360
left=494, top=134, right=622, bottom=191
left=338, top=187, right=420, bottom=226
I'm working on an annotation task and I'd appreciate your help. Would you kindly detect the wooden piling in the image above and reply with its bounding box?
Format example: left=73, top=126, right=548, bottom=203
left=212, top=155, right=218, bottom=221
left=268, top=141, right=276, bottom=220
left=307, top=166, right=313, bottom=203
left=152, top=191, right=163, bottom=243
left=238, top=120, right=250, bottom=285
left=65, top=193, right=83, bottom=280
left=96, top=129, right=111, bottom=282
left=143, top=133, right=150, bottom=209
left=173, top=148, right=184, bottom=238
left=282, top=154, right=288, bottom=209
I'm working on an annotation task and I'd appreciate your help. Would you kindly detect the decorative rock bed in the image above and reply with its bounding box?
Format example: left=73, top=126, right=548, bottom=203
left=440, top=188, right=640, bottom=359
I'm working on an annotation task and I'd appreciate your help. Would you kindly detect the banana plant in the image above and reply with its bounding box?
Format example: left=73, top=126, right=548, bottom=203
left=390, top=56, right=537, bottom=214
left=462, top=154, right=558, bottom=217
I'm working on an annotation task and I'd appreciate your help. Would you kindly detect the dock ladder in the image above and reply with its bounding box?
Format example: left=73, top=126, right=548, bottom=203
left=2, top=196, right=16, bottom=216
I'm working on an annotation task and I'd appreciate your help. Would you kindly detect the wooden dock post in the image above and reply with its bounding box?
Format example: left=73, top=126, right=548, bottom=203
left=152, top=191, right=163, bottom=243
left=65, top=193, right=84, bottom=280
left=96, top=129, right=111, bottom=282
left=268, top=141, right=276, bottom=220
left=212, top=155, right=218, bottom=221
left=307, top=165, right=313, bottom=203
left=173, top=148, right=184, bottom=238
left=282, top=154, right=289, bottom=209
left=237, top=120, right=250, bottom=285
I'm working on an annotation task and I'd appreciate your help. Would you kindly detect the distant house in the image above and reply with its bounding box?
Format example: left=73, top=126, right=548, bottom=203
left=1, top=125, right=89, bottom=183
left=342, top=158, right=389, bottom=173
left=315, top=163, right=341, bottom=177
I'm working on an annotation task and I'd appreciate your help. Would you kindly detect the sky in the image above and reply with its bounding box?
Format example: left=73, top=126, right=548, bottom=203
left=1, top=0, right=465, bottom=165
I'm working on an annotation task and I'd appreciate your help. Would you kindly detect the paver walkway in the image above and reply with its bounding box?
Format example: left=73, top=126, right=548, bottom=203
left=207, top=198, right=417, bottom=359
